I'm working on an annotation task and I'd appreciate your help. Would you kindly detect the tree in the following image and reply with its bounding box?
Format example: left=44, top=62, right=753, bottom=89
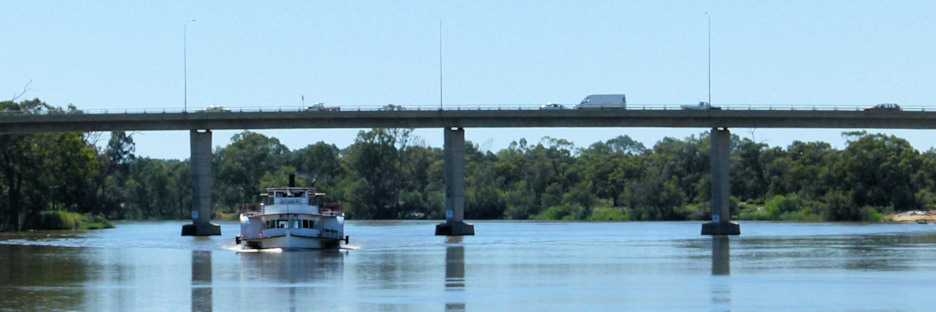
left=215, top=131, right=289, bottom=211
left=767, top=141, right=834, bottom=198
left=343, top=129, right=400, bottom=218
left=605, top=135, right=647, bottom=155
left=0, top=99, right=100, bottom=230
left=398, top=144, right=444, bottom=218
left=465, top=144, right=506, bottom=219
left=833, top=132, right=920, bottom=210
left=731, top=138, right=770, bottom=201
left=289, top=142, right=342, bottom=187
left=106, top=132, right=136, bottom=172
left=95, top=131, right=136, bottom=217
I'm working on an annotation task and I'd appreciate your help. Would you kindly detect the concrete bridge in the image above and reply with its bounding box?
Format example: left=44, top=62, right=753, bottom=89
left=2, top=107, right=932, bottom=236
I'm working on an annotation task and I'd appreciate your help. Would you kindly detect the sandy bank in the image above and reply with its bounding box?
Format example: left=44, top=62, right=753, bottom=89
left=888, top=210, right=936, bottom=223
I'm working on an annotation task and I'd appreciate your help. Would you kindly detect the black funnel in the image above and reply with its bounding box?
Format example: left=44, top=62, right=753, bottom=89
left=289, top=174, right=296, bottom=187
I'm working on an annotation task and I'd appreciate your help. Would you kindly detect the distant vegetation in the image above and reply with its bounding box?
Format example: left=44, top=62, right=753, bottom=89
left=24, top=211, right=115, bottom=231
left=1, top=99, right=934, bottom=231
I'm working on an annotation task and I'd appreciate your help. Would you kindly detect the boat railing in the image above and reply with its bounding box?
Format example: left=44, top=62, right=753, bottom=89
left=321, top=202, right=344, bottom=216
left=240, top=203, right=262, bottom=214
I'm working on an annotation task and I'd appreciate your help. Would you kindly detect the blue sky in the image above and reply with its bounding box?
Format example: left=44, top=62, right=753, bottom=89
left=3, top=1, right=936, bottom=159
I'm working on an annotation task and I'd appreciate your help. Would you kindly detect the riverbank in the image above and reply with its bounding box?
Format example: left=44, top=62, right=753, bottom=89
left=888, top=210, right=936, bottom=223
left=153, top=208, right=936, bottom=224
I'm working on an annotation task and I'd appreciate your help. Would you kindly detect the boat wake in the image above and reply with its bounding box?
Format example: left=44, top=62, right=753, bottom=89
left=224, top=244, right=284, bottom=253
left=340, top=244, right=360, bottom=250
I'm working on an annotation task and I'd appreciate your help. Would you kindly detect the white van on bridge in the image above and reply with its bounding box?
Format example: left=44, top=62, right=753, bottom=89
left=575, top=94, right=626, bottom=109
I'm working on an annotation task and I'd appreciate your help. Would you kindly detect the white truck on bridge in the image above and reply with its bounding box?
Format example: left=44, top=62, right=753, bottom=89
left=575, top=94, right=626, bottom=109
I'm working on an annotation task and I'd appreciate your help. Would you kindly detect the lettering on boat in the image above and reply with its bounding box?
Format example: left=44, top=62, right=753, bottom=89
left=276, top=198, right=305, bottom=205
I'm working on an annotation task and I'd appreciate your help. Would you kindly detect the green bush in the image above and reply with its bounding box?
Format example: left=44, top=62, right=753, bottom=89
left=28, top=211, right=79, bottom=230
left=678, top=202, right=709, bottom=221
left=24, top=211, right=115, bottom=230
left=738, top=208, right=770, bottom=221
left=860, top=207, right=885, bottom=222
left=761, top=194, right=803, bottom=220
left=215, top=211, right=240, bottom=221
left=587, top=207, right=627, bottom=221
left=534, top=204, right=580, bottom=221
left=778, top=210, right=823, bottom=222
left=78, top=214, right=115, bottom=229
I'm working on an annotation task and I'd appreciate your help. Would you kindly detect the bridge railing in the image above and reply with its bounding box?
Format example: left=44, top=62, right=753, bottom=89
left=0, top=104, right=930, bottom=116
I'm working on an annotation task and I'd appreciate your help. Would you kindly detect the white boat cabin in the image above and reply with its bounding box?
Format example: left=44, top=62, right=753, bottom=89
left=239, top=186, right=345, bottom=249
left=256, top=187, right=333, bottom=215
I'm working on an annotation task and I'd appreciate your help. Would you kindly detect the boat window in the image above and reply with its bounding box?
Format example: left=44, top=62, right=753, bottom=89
left=291, top=220, right=299, bottom=229
left=276, top=220, right=287, bottom=228
left=301, top=220, right=314, bottom=229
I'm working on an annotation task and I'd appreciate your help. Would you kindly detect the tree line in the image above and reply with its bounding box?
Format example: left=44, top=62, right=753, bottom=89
left=2, top=99, right=935, bottom=231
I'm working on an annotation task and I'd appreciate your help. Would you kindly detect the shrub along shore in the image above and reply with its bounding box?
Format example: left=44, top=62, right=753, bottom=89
left=25, top=211, right=115, bottom=231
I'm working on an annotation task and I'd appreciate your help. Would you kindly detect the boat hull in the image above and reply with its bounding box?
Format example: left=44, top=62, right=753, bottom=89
left=242, top=232, right=341, bottom=250
left=239, top=213, right=344, bottom=250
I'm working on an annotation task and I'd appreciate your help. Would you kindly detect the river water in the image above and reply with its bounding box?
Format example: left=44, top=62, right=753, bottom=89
left=2, top=221, right=936, bottom=311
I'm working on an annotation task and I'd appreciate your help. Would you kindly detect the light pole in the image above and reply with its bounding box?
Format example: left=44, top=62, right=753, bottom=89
left=707, top=12, right=711, bottom=106
left=439, top=16, right=443, bottom=111
left=185, top=19, right=195, bottom=112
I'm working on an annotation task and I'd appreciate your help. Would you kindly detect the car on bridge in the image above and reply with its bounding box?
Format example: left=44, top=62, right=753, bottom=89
left=306, top=103, right=341, bottom=111
left=197, top=105, right=230, bottom=113
left=865, top=103, right=901, bottom=111
left=682, top=101, right=720, bottom=110
left=539, top=103, right=567, bottom=110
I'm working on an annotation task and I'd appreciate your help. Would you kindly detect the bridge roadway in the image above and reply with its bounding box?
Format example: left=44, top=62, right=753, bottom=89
left=2, top=108, right=931, bottom=237
left=0, top=108, right=933, bottom=133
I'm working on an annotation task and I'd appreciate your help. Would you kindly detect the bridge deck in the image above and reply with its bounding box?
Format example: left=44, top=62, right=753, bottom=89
left=0, top=109, right=933, bottom=134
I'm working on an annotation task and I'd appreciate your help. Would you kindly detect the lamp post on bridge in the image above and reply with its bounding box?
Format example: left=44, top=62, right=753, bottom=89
left=184, top=19, right=195, bottom=113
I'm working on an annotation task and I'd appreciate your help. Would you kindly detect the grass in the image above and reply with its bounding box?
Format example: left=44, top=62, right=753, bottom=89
left=25, top=211, right=115, bottom=231
left=587, top=207, right=628, bottom=221
left=78, top=214, right=116, bottom=230
left=532, top=205, right=629, bottom=221
left=215, top=211, right=241, bottom=221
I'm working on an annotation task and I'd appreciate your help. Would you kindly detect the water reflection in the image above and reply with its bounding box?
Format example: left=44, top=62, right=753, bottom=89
left=0, top=244, right=86, bottom=310
left=191, top=250, right=212, bottom=312
left=445, top=236, right=466, bottom=312
left=238, top=249, right=345, bottom=282
left=712, top=236, right=730, bottom=276
left=710, top=236, right=731, bottom=310
left=236, top=249, right=345, bottom=310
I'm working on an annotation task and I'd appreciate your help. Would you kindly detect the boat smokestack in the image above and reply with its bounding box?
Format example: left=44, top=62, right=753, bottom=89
left=289, top=174, right=296, bottom=187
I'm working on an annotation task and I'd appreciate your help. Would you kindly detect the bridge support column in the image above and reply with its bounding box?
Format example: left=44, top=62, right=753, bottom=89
left=182, top=130, right=221, bottom=236
left=702, top=127, right=740, bottom=235
left=436, top=127, right=474, bottom=236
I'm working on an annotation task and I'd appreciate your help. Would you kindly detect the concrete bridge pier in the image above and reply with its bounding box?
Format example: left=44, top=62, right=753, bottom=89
left=702, top=127, right=740, bottom=235
left=182, top=129, right=221, bottom=236
left=436, top=127, right=475, bottom=236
